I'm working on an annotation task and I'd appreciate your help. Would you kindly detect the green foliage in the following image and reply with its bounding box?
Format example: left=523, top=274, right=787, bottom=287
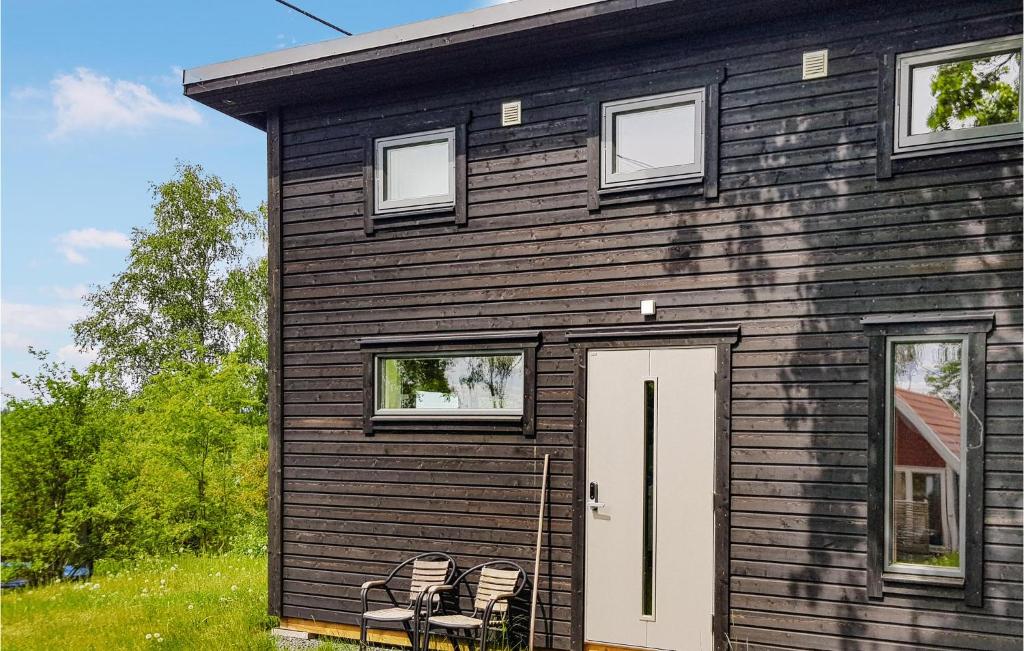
left=926, top=358, right=963, bottom=412
left=73, top=162, right=265, bottom=389
left=1, top=352, right=121, bottom=584
left=928, top=53, right=1021, bottom=131
left=3, top=163, right=269, bottom=580
left=395, top=358, right=454, bottom=408
left=121, top=354, right=267, bottom=554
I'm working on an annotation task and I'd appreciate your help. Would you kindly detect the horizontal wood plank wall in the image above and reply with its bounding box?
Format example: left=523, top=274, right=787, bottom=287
left=273, top=2, right=1022, bottom=649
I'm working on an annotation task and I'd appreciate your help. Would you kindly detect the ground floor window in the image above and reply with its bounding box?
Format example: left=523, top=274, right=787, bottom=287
left=375, top=352, right=525, bottom=415
left=358, top=330, right=539, bottom=436
left=862, top=313, right=990, bottom=603
left=887, top=338, right=966, bottom=577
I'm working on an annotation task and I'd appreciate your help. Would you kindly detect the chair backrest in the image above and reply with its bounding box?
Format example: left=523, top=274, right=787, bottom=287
left=408, top=557, right=453, bottom=604
left=472, top=563, right=525, bottom=615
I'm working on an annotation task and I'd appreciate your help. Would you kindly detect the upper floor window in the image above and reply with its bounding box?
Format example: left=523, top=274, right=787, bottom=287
left=600, top=89, right=705, bottom=188
left=373, top=128, right=455, bottom=215
left=895, top=35, right=1022, bottom=154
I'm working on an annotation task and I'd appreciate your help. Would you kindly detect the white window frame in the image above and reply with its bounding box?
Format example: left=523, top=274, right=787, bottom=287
left=373, top=350, right=525, bottom=418
left=894, top=35, right=1023, bottom=155
left=883, top=335, right=968, bottom=578
left=600, top=89, right=705, bottom=189
left=373, top=127, right=456, bottom=215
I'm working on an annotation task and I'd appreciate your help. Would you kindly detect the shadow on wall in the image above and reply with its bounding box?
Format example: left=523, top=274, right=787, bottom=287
left=658, top=66, right=1017, bottom=647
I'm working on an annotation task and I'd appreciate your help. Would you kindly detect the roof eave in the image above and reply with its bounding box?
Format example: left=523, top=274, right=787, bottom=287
left=183, top=0, right=611, bottom=88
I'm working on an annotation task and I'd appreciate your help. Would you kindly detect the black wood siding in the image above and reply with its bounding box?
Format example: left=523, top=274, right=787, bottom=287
left=271, top=2, right=1023, bottom=648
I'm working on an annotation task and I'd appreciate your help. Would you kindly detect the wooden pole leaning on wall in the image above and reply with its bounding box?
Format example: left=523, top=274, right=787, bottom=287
left=528, top=454, right=550, bottom=651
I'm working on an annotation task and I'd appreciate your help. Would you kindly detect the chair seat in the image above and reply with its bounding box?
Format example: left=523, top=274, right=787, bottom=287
left=427, top=614, right=483, bottom=628
left=364, top=606, right=415, bottom=621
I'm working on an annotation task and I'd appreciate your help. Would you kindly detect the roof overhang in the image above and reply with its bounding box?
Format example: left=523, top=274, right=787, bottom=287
left=182, top=0, right=866, bottom=129
left=184, top=0, right=604, bottom=87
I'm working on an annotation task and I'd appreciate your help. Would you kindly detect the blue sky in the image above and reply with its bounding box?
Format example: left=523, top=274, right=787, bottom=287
left=2, top=0, right=494, bottom=399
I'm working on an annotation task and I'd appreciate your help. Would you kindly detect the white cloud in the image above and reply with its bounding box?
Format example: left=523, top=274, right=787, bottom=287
left=50, top=284, right=90, bottom=301
left=57, top=344, right=98, bottom=369
left=11, top=86, right=46, bottom=101
left=1, top=302, right=87, bottom=350
left=1, top=329, right=36, bottom=350
left=49, top=67, right=201, bottom=138
left=275, top=34, right=299, bottom=49
left=54, top=228, right=130, bottom=264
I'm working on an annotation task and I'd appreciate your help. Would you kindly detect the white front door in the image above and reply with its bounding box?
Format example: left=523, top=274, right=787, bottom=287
left=584, top=347, right=717, bottom=651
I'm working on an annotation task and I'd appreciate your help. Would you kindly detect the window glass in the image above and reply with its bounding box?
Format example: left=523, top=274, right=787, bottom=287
left=613, top=103, right=695, bottom=174
left=601, top=89, right=704, bottom=188
left=641, top=379, right=656, bottom=618
left=374, top=128, right=455, bottom=215
left=909, top=50, right=1021, bottom=135
left=889, top=340, right=964, bottom=572
left=376, top=353, right=524, bottom=413
left=384, top=139, right=451, bottom=202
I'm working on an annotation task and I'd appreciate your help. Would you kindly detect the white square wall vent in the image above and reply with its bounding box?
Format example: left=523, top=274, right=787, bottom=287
left=802, top=49, right=829, bottom=79
left=501, top=100, right=522, bottom=126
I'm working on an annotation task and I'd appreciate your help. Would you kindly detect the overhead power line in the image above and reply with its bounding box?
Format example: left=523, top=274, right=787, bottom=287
left=273, top=0, right=352, bottom=35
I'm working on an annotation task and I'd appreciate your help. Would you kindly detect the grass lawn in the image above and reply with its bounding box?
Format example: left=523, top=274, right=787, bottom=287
left=0, top=555, right=356, bottom=651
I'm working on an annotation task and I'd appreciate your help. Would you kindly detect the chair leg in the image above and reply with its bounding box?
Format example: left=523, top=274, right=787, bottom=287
left=447, top=628, right=461, bottom=651
left=401, top=620, right=415, bottom=651
left=479, top=625, right=488, bottom=651
left=359, top=617, right=368, bottom=651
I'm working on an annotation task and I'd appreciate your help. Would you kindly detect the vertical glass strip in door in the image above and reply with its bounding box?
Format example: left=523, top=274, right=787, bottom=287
left=642, top=379, right=656, bottom=617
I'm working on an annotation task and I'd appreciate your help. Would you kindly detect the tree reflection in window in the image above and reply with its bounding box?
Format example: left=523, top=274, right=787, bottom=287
left=377, top=353, right=524, bottom=413
left=459, top=355, right=522, bottom=409
left=913, top=51, right=1021, bottom=135
left=889, top=340, right=964, bottom=572
left=394, top=358, right=455, bottom=408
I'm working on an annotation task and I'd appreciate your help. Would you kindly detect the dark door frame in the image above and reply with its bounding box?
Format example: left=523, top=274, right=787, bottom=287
left=566, top=324, right=740, bottom=651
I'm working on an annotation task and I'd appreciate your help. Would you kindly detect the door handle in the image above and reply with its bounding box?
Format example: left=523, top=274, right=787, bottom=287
left=588, top=481, right=604, bottom=510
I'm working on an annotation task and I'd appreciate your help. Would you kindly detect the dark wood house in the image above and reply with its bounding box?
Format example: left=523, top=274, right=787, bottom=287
left=184, top=1, right=1023, bottom=649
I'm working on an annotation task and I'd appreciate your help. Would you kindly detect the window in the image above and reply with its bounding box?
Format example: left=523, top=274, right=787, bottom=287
left=373, top=128, right=456, bottom=214
left=894, top=35, right=1022, bottom=154
left=862, top=313, right=991, bottom=604
left=375, top=352, right=525, bottom=415
left=886, top=338, right=966, bottom=577
left=601, top=89, right=705, bottom=188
